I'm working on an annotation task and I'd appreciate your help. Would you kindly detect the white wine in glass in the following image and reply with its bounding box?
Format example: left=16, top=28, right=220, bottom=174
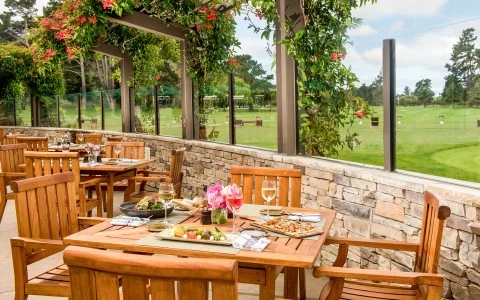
left=114, top=144, right=122, bottom=161
left=158, top=182, right=174, bottom=226
left=261, top=179, right=276, bottom=220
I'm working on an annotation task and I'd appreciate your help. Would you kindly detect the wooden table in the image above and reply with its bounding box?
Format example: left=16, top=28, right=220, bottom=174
left=79, top=158, right=154, bottom=217
left=64, top=206, right=335, bottom=299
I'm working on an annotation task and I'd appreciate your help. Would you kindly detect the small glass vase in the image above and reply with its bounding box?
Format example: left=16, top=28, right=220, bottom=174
left=211, top=208, right=228, bottom=224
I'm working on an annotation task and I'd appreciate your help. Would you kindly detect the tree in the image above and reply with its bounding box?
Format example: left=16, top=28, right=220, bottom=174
left=445, top=28, right=479, bottom=102
left=467, top=77, right=480, bottom=107
left=403, top=86, right=411, bottom=96
left=413, top=79, right=435, bottom=107
left=234, top=54, right=274, bottom=91
left=442, top=74, right=462, bottom=107
left=0, top=0, right=37, bottom=46
left=370, top=69, right=383, bottom=105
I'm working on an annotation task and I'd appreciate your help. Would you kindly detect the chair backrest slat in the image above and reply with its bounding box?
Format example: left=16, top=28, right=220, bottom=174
left=64, top=246, right=238, bottom=300
left=11, top=172, right=79, bottom=240
left=415, top=191, right=451, bottom=274
left=77, top=133, right=103, bottom=145
left=167, top=147, right=186, bottom=198
left=16, top=136, right=49, bottom=151
left=105, top=141, right=145, bottom=159
left=0, top=144, right=26, bottom=174
left=230, top=166, right=302, bottom=207
left=5, top=133, right=25, bottom=144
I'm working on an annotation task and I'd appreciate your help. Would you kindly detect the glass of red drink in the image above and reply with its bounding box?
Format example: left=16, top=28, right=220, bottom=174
left=226, top=187, right=243, bottom=235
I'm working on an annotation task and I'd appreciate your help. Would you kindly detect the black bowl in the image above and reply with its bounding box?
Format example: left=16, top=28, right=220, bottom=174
left=119, top=201, right=174, bottom=218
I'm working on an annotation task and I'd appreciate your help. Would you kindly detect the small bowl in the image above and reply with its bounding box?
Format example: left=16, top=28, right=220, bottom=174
left=119, top=202, right=174, bottom=219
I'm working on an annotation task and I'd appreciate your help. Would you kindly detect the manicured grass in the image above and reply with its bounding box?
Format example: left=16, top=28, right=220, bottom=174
left=18, top=103, right=480, bottom=183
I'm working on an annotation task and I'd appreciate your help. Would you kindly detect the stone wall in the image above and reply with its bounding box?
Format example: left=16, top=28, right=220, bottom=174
left=7, top=127, right=480, bottom=299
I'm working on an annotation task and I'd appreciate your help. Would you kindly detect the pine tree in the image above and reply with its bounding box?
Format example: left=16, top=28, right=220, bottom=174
left=0, top=0, right=37, bottom=46
left=414, top=79, right=435, bottom=107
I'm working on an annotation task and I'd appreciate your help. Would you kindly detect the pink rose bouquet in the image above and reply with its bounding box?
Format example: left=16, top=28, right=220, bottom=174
left=205, top=183, right=226, bottom=209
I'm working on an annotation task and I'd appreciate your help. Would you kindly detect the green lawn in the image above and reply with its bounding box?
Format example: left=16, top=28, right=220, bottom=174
left=18, top=103, right=480, bottom=183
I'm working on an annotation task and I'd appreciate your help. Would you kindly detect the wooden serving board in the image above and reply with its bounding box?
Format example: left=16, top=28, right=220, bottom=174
left=251, top=222, right=324, bottom=238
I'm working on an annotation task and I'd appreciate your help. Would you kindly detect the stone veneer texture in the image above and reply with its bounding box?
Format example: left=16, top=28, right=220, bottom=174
left=8, top=127, right=480, bottom=299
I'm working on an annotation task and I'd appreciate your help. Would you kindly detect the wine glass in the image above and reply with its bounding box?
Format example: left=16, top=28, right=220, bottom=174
left=158, top=182, right=175, bottom=226
left=78, top=133, right=84, bottom=145
left=226, top=188, right=243, bottom=235
left=261, top=179, right=277, bottom=220
left=114, top=144, right=122, bottom=161
left=92, top=146, right=100, bottom=163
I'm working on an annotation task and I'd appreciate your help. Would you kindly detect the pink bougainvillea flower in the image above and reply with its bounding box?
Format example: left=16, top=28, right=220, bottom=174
left=354, top=109, right=365, bottom=119
left=330, top=52, right=338, bottom=60
left=205, top=23, right=212, bottom=29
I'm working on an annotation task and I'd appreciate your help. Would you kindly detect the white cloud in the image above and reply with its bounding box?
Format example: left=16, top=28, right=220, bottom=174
left=346, top=19, right=480, bottom=94
left=349, top=25, right=377, bottom=36
left=354, top=0, right=448, bottom=20
left=390, top=21, right=405, bottom=32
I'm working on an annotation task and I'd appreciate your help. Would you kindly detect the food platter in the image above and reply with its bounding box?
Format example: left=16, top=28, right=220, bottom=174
left=155, top=226, right=234, bottom=246
left=251, top=216, right=323, bottom=238
left=119, top=201, right=174, bottom=218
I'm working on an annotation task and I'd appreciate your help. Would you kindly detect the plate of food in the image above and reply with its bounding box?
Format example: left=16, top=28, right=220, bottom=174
left=251, top=216, right=323, bottom=238
left=156, top=224, right=233, bottom=245
left=119, top=196, right=174, bottom=218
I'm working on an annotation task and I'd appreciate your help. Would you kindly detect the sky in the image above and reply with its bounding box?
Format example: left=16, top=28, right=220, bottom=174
left=1, top=0, right=479, bottom=95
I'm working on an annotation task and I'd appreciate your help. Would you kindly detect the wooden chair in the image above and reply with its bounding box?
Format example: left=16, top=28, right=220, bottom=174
left=230, top=166, right=302, bottom=207
left=76, top=133, right=103, bottom=145
left=229, top=166, right=304, bottom=298
left=107, top=136, right=123, bottom=141
left=0, top=144, right=26, bottom=223
left=0, top=126, right=4, bottom=144
left=10, top=172, right=105, bottom=299
left=313, top=191, right=450, bottom=300
left=5, top=133, right=25, bottom=144
left=104, top=141, right=145, bottom=159
left=64, top=245, right=238, bottom=300
left=16, top=136, right=49, bottom=151
left=24, top=151, right=104, bottom=217
left=124, top=147, right=186, bottom=201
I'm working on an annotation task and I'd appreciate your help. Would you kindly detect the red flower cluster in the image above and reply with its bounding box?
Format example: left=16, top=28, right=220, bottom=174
left=89, top=16, right=97, bottom=24
left=228, top=59, right=237, bottom=66
left=155, top=75, right=161, bottom=80
left=42, top=49, right=56, bottom=61
left=354, top=109, right=365, bottom=119
left=55, top=28, right=73, bottom=41
left=197, top=5, right=217, bottom=30
left=78, top=15, right=87, bottom=25
left=330, top=52, right=346, bottom=61
left=100, top=0, right=116, bottom=10
left=66, top=46, right=81, bottom=59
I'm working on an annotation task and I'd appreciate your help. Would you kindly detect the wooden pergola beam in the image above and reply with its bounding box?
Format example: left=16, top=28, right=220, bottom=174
left=107, top=11, right=188, bottom=40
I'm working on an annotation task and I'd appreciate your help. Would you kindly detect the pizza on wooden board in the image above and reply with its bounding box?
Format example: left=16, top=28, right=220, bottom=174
left=252, top=216, right=322, bottom=238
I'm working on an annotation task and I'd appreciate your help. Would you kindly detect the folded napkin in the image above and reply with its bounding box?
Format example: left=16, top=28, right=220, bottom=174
left=232, top=233, right=271, bottom=251
left=288, top=214, right=321, bottom=223
left=123, top=159, right=139, bottom=163
left=110, top=216, right=150, bottom=227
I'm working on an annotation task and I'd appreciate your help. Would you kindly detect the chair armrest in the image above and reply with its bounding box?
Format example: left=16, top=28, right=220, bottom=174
left=326, top=236, right=419, bottom=252
left=10, top=237, right=65, bottom=250
left=313, top=266, right=444, bottom=286
left=0, top=172, right=26, bottom=178
left=78, top=217, right=109, bottom=226
left=79, top=177, right=105, bottom=188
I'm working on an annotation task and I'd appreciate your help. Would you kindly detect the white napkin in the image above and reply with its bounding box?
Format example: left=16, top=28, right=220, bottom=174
left=110, top=216, right=149, bottom=227
left=123, top=159, right=139, bottom=163
left=232, top=234, right=270, bottom=251
left=288, top=214, right=321, bottom=223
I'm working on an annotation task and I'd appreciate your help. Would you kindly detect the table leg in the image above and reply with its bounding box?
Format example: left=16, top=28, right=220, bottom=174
left=259, top=265, right=276, bottom=300
left=283, top=267, right=299, bottom=299
left=106, top=174, right=115, bottom=218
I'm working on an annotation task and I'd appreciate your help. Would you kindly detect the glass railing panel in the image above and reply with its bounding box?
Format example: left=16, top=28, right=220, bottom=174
left=158, top=85, right=182, bottom=138
left=200, top=75, right=229, bottom=143
left=103, top=89, right=122, bottom=132
left=82, top=91, right=102, bottom=130
left=395, top=19, right=480, bottom=183
left=40, top=95, right=60, bottom=127
left=17, top=95, right=31, bottom=126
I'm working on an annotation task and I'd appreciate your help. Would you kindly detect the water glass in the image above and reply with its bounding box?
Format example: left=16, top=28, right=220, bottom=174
left=78, top=133, right=84, bottom=144
left=114, top=144, right=122, bottom=161
left=61, top=143, right=70, bottom=152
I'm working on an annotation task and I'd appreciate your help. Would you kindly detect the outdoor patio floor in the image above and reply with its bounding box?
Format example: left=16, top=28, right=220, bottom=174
left=0, top=191, right=327, bottom=299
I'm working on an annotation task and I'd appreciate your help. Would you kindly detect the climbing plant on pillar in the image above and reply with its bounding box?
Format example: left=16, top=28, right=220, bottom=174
left=249, top=0, right=376, bottom=156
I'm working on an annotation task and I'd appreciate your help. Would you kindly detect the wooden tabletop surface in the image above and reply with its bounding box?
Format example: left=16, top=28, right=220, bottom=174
left=79, top=158, right=154, bottom=172
left=64, top=206, right=335, bottom=268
